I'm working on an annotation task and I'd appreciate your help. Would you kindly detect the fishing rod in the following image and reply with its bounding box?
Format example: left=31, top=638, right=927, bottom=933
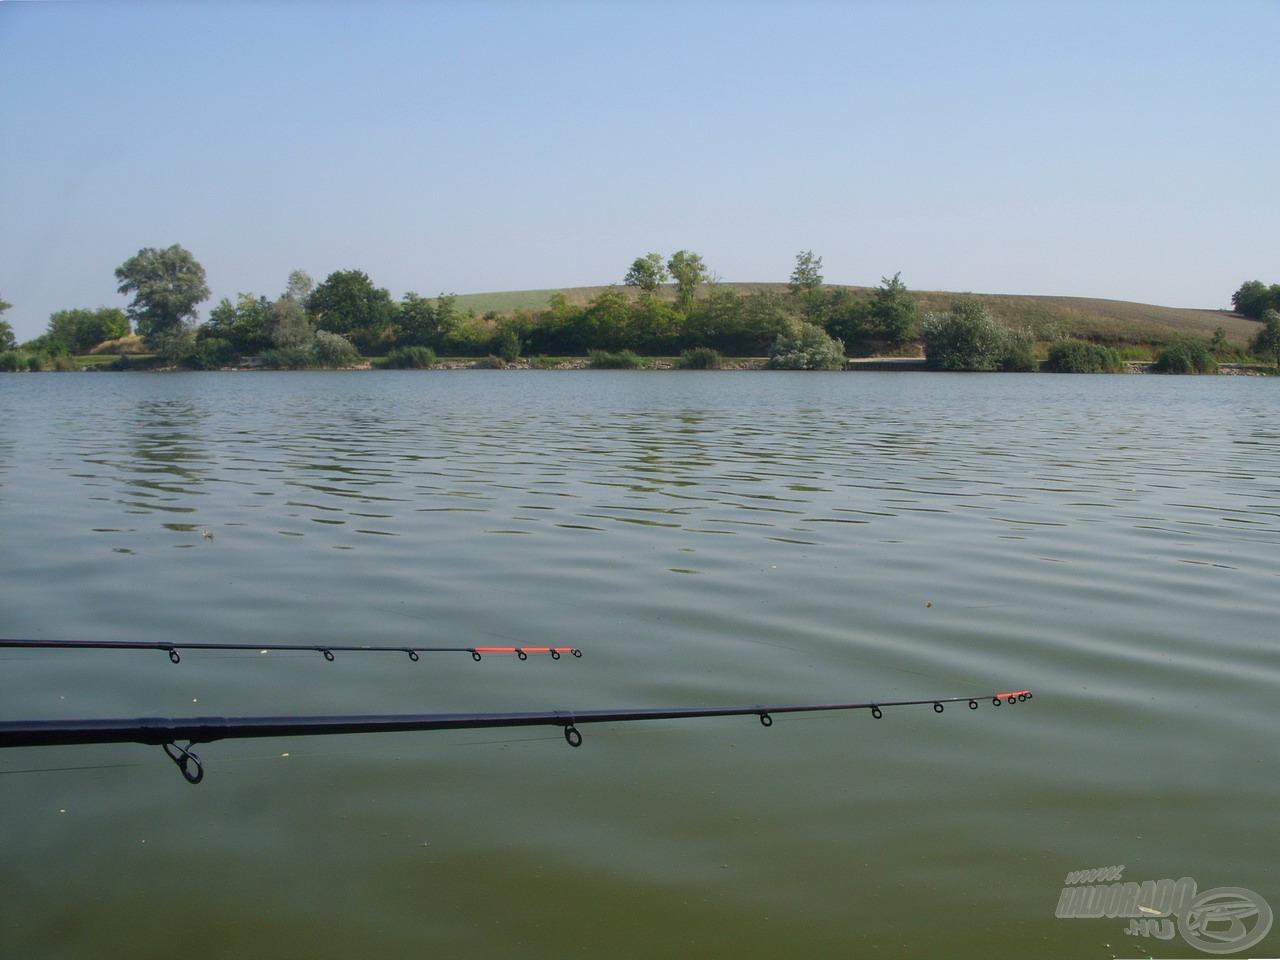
left=0, top=638, right=582, bottom=664
left=0, top=690, right=1032, bottom=784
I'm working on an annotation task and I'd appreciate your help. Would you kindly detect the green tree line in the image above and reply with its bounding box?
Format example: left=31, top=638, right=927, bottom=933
left=5, top=249, right=1276, bottom=372
left=1231, top=280, right=1280, bottom=319
left=6, top=246, right=921, bottom=368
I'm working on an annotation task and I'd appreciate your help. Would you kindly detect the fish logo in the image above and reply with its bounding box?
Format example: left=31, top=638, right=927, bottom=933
left=1178, top=887, right=1273, bottom=955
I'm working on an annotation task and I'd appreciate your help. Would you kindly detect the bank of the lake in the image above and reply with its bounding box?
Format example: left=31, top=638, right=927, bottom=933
left=14, top=354, right=1280, bottom=375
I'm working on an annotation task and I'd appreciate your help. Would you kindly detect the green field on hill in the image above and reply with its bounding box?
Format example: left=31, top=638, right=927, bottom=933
left=452, top=283, right=1251, bottom=347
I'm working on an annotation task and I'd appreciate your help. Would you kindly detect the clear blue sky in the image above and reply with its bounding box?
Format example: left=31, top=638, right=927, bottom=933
left=1, top=0, right=1276, bottom=342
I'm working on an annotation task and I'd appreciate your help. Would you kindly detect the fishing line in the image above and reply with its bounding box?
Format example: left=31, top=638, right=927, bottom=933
left=0, top=761, right=146, bottom=776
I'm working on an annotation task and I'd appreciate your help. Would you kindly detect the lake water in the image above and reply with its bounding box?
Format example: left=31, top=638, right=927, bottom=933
left=1, top=370, right=1277, bottom=959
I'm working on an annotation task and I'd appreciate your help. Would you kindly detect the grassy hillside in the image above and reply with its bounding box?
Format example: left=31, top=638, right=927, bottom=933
left=452, top=283, right=1253, bottom=347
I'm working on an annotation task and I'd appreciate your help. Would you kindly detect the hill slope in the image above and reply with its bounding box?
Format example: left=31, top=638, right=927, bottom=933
left=451, top=284, right=1251, bottom=345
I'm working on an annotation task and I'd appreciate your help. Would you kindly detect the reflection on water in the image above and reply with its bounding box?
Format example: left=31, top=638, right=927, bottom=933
left=28, top=375, right=1274, bottom=558
left=0, top=371, right=1277, bottom=960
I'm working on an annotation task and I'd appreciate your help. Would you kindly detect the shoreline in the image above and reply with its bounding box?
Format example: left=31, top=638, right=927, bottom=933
left=13, top=357, right=1275, bottom=376
left=335, top=359, right=1272, bottom=375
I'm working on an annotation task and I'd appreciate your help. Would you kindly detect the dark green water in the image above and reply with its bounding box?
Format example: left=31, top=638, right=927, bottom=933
left=1, top=371, right=1277, bottom=959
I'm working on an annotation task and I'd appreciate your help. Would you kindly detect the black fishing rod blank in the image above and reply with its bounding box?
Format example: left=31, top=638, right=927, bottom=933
left=0, top=638, right=582, bottom=664
left=0, top=690, right=1032, bottom=784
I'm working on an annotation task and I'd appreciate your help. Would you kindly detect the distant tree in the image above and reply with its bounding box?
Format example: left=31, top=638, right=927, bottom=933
left=492, top=327, right=522, bottom=362
left=821, top=288, right=871, bottom=353
left=546, top=291, right=572, bottom=317
left=1232, top=281, right=1265, bottom=317
left=1231, top=280, right=1280, bottom=319
left=203, top=294, right=273, bottom=354
left=1152, top=337, right=1218, bottom=374
left=80, top=307, right=129, bottom=349
left=1252, top=309, right=1280, bottom=367
left=189, top=337, right=236, bottom=371
left=920, top=298, right=1010, bottom=371
left=868, top=273, right=919, bottom=348
left=624, top=253, right=669, bottom=294
left=1044, top=340, right=1125, bottom=374
left=530, top=292, right=588, bottom=355
left=35, top=314, right=77, bottom=356
left=1210, top=326, right=1230, bottom=356
left=999, top=327, right=1038, bottom=372
left=395, top=292, right=464, bottom=350
left=284, top=269, right=314, bottom=306
left=629, top=293, right=680, bottom=352
left=268, top=295, right=314, bottom=349
left=395, top=292, right=434, bottom=347
left=581, top=285, right=632, bottom=350
left=667, top=250, right=709, bottom=313
left=114, top=244, right=210, bottom=349
left=767, top=319, right=845, bottom=370
left=434, top=295, right=476, bottom=352
left=41, top=307, right=130, bottom=355
left=788, top=250, right=826, bottom=321
left=682, top=287, right=742, bottom=351
left=438, top=310, right=493, bottom=357
left=0, top=296, right=13, bottom=350
left=737, top=290, right=794, bottom=353
left=788, top=250, right=824, bottom=295
left=310, top=330, right=360, bottom=368
left=151, top=327, right=198, bottom=365
left=307, top=269, right=395, bottom=353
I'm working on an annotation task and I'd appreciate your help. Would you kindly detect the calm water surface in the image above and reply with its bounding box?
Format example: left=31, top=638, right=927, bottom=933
left=1, top=371, right=1277, bottom=959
